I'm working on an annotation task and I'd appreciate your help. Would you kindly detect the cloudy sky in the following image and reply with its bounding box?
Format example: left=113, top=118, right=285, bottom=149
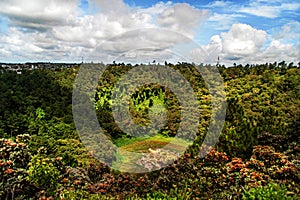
left=0, top=0, right=299, bottom=65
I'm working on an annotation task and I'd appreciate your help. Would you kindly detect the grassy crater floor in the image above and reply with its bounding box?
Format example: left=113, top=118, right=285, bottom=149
left=112, top=134, right=191, bottom=172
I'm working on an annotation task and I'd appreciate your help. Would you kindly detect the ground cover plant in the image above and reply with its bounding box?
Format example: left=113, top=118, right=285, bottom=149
left=0, top=62, right=299, bottom=199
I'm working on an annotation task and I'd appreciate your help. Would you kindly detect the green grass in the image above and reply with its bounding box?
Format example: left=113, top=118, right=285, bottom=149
left=113, top=134, right=191, bottom=149
left=121, top=135, right=190, bottom=152
left=112, top=134, right=192, bottom=172
left=113, top=136, right=150, bottom=147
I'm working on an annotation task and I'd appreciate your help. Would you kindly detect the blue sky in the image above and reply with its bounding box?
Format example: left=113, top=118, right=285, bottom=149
left=0, top=0, right=299, bottom=65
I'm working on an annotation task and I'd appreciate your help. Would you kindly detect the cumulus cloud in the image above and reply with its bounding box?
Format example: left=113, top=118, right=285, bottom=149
left=0, top=0, right=80, bottom=30
left=202, top=23, right=299, bottom=66
left=221, top=23, right=267, bottom=57
left=88, top=0, right=144, bottom=31
left=0, top=28, right=50, bottom=61
left=157, top=3, right=210, bottom=38
left=0, top=0, right=298, bottom=65
left=0, top=1, right=212, bottom=63
left=200, top=23, right=268, bottom=63
left=89, top=0, right=128, bottom=14
left=237, top=40, right=300, bottom=65
left=262, top=40, right=300, bottom=61
left=202, top=35, right=223, bottom=62
left=94, top=28, right=193, bottom=63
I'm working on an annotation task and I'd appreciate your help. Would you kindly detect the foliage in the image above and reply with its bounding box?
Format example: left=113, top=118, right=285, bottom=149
left=0, top=62, right=299, bottom=199
left=0, top=69, right=74, bottom=137
left=217, top=66, right=300, bottom=157
left=27, top=147, right=62, bottom=195
left=242, top=183, right=294, bottom=200
left=93, top=63, right=300, bottom=159
left=0, top=134, right=35, bottom=199
left=113, top=135, right=148, bottom=147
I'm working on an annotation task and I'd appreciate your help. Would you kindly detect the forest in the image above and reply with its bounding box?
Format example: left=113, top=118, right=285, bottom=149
left=0, top=61, right=299, bottom=199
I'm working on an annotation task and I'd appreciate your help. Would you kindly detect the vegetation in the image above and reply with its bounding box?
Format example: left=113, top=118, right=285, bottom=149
left=0, top=62, right=299, bottom=199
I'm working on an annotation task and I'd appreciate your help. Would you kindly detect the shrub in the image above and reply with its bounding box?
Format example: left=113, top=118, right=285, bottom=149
left=242, top=183, right=294, bottom=200
left=0, top=134, right=35, bottom=199
left=27, top=147, right=61, bottom=195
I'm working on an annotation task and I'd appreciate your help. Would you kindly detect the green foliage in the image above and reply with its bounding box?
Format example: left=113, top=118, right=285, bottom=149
left=242, top=183, right=293, bottom=200
left=217, top=66, right=299, bottom=158
left=95, top=66, right=183, bottom=139
left=0, top=62, right=299, bottom=199
left=0, top=69, right=74, bottom=136
left=55, top=139, right=94, bottom=167
left=27, top=148, right=61, bottom=195
left=93, top=63, right=300, bottom=159
left=113, top=135, right=148, bottom=147
left=35, top=107, right=45, bottom=120
left=0, top=134, right=33, bottom=199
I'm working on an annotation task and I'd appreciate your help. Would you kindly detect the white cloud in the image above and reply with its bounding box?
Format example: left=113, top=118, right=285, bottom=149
left=207, top=13, right=244, bottom=30
left=203, top=0, right=232, bottom=8
left=0, top=28, right=49, bottom=61
left=221, top=23, right=267, bottom=56
left=89, top=0, right=128, bottom=14
left=271, top=21, right=300, bottom=43
left=0, top=0, right=80, bottom=30
left=94, top=28, right=193, bottom=63
left=201, top=23, right=299, bottom=66
left=51, top=14, right=125, bottom=47
left=238, top=1, right=300, bottom=18
left=0, top=1, right=212, bottom=63
left=263, top=40, right=299, bottom=60
left=239, top=6, right=280, bottom=18
left=201, top=35, right=223, bottom=62
left=241, top=40, right=300, bottom=65
left=0, top=0, right=298, bottom=65
left=157, top=3, right=210, bottom=38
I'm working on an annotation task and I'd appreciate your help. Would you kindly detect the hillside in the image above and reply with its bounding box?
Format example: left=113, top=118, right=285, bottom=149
left=0, top=62, right=299, bottom=199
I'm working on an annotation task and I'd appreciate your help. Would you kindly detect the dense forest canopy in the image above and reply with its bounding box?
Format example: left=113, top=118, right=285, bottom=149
left=0, top=62, right=299, bottom=199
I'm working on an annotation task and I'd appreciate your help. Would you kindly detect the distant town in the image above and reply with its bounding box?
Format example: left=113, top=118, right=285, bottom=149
left=0, top=62, right=81, bottom=74
left=1, top=61, right=299, bottom=75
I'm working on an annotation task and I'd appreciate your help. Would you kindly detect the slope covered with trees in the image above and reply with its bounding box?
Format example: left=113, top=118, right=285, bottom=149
left=0, top=62, right=299, bottom=199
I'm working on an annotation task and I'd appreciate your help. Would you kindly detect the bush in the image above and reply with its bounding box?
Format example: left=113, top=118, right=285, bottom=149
left=242, top=183, right=294, bottom=200
left=0, top=134, right=35, bottom=199
left=27, top=147, right=61, bottom=195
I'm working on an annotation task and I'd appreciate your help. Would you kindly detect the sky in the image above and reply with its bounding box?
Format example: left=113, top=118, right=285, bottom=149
left=0, top=0, right=299, bottom=66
